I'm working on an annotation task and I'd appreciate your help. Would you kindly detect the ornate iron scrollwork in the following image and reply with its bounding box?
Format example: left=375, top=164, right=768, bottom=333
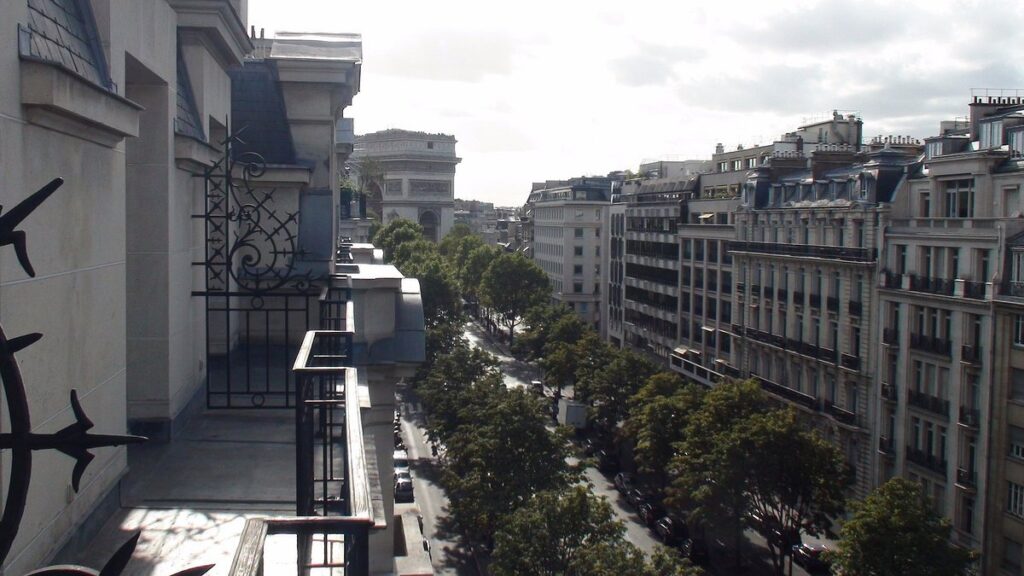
left=0, top=178, right=209, bottom=574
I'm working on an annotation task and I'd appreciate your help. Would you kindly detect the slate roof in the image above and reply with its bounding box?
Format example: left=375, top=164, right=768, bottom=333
left=23, top=0, right=113, bottom=90
left=229, top=61, right=297, bottom=164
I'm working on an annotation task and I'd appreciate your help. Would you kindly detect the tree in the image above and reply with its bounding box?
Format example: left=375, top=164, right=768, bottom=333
left=443, top=386, right=574, bottom=548
left=571, top=331, right=614, bottom=397
left=623, top=373, right=703, bottom=491
left=540, top=341, right=578, bottom=396
left=417, top=344, right=499, bottom=443
left=583, top=349, right=659, bottom=433
left=372, top=218, right=424, bottom=262
left=738, top=410, right=848, bottom=574
left=491, top=486, right=624, bottom=576
left=669, top=379, right=771, bottom=567
left=458, top=243, right=501, bottom=310
left=492, top=486, right=701, bottom=576
left=391, top=240, right=462, bottom=328
left=479, top=252, right=549, bottom=344
left=513, top=303, right=584, bottom=361
left=829, top=478, right=975, bottom=576
left=438, top=223, right=476, bottom=258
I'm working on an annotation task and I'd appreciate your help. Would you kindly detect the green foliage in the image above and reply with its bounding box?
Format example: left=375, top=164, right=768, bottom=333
left=417, top=343, right=499, bottom=443
left=372, top=218, right=424, bottom=262
left=513, top=303, right=582, bottom=361
left=668, top=379, right=771, bottom=566
left=443, top=386, right=575, bottom=547
left=458, top=243, right=501, bottom=303
left=491, top=486, right=624, bottom=576
left=479, top=252, right=549, bottom=343
left=829, top=478, right=975, bottom=576
left=623, top=373, right=703, bottom=490
left=391, top=240, right=462, bottom=328
left=582, top=349, right=659, bottom=433
left=738, top=410, right=848, bottom=573
left=540, top=341, right=578, bottom=394
left=438, top=223, right=476, bottom=256
left=570, top=541, right=701, bottom=576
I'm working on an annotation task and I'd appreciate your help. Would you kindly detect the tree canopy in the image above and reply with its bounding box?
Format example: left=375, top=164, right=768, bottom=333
left=373, top=218, right=425, bottom=262
left=623, top=373, right=703, bottom=491
left=828, top=478, right=975, bottom=576
left=479, top=252, right=549, bottom=343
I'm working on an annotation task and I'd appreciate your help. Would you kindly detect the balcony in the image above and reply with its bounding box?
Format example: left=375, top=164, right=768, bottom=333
left=961, top=344, right=982, bottom=365
left=776, top=288, right=788, bottom=301
left=848, top=300, right=862, bottom=316
left=792, top=290, right=805, bottom=304
left=826, top=296, right=839, bottom=313
left=963, top=280, right=986, bottom=300
left=959, top=406, right=981, bottom=428
left=841, top=353, right=861, bottom=371
left=882, top=269, right=902, bottom=289
left=906, top=446, right=948, bottom=475
left=809, top=293, right=822, bottom=308
left=727, top=241, right=877, bottom=262
left=909, top=333, right=952, bottom=357
left=907, top=389, right=950, bottom=418
left=956, top=467, right=977, bottom=490
left=755, top=377, right=818, bottom=410
left=825, top=402, right=858, bottom=427
left=883, top=328, right=899, bottom=346
left=879, top=436, right=894, bottom=454
left=881, top=384, right=897, bottom=402
left=908, top=274, right=955, bottom=296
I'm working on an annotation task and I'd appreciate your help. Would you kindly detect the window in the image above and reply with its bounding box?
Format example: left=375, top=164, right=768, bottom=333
left=1010, top=426, right=1024, bottom=460
left=1013, top=369, right=1024, bottom=401
left=944, top=179, right=974, bottom=218
left=574, top=246, right=583, bottom=257
left=980, top=119, right=1003, bottom=149
left=1006, top=185, right=1021, bottom=217
left=574, top=228, right=584, bottom=238
left=1009, top=481, right=1024, bottom=519
left=573, top=282, right=583, bottom=293
left=573, top=264, right=583, bottom=275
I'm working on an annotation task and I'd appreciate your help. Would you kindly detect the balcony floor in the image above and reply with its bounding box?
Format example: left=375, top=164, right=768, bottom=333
left=62, top=409, right=298, bottom=575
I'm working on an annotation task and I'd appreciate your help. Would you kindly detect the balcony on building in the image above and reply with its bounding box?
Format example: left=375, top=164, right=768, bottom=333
left=909, top=333, right=953, bottom=357
left=907, top=388, right=951, bottom=418
left=905, top=446, right=948, bottom=476
left=958, top=405, right=981, bottom=429
left=727, top=240, right=877, bottom=263
left=956, top=467, right=978, bottom=491
left=878, top=436, right=895, bottom=455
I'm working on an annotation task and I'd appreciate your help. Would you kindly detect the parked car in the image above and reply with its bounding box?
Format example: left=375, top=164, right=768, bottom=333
left=766, top=521, right=802, bottom=550
left=654, top=515, right=689, bottom=546
left=679, top=537, right=710, bottom=565
left=530, top=380, right=544, bottom=395
left=394, top=471, right=414, bottom=503
left=614, top=472, right=635, bottom=493
left=394, top=450, right=410, bottom=474
left=637, top=501, right=665, bottom=527
left=792, top=542, right=831, bottom=573
left=626, top=487, right=653, bottom=508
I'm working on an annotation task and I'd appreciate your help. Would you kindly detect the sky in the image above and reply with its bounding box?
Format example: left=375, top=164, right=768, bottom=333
left=248, top=0, right=1024, bottom=207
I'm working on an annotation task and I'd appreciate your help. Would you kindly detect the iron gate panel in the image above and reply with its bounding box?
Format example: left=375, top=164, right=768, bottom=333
left=193, top=135, right=324, bottom=408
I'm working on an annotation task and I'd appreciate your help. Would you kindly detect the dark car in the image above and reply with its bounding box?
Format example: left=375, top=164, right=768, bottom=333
left=613, top=472, right=635, bottom=493
left=654, top=515, right=689, bottom=546
left=582, top=437, right=598, bottom=456
left=679, top=537, right=710, bottom=565
left=637, top=501, right=665, bottom=527
left=792, top=542, right=831, bottom=573
left=626, top=487, right=653, bottom=508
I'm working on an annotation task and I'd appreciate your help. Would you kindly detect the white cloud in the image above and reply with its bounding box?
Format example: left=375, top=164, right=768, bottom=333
left=248, top=0, right=1023, bottom=206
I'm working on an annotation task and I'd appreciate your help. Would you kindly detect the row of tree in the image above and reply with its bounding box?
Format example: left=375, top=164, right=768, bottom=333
left=515, top=284, right=976, bottom=576
left=373, top=220, right=697, bottom=574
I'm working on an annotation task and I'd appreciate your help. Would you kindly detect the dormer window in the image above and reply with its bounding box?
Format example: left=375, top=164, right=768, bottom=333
left=979, top=119, right=1004, bottom=149
left=427, top=141, right=434, bottom=149
left=1010, top=127, right=1024, bottom=157
left=926, top=141, right=943, bottom=159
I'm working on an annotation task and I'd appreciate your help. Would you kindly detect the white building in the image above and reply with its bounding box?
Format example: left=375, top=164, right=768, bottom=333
left=527, top=177, right=614, bottom=328
left=351, top=129, right=460, bottom=241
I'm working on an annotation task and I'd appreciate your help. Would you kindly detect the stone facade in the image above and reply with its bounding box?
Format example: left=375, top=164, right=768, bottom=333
left=350, top=129, right=460, bottom=242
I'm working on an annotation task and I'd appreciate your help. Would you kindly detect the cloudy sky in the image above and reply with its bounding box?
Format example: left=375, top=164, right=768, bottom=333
left=249, top=0, right=1023, bottom=207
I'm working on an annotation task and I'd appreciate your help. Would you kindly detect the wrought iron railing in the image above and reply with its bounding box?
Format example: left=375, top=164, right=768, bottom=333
left=906, top=446, right=948, bottom=475
left=907, top=389, right=951, bottom=418
left=727, top=241, right=877, bottom=262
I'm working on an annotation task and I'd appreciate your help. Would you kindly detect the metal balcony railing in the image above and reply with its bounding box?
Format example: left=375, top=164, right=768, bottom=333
left=826, top=296, right=840, bottom=313
left=883, top=269, right=902, bottom=288
left=825, top=402, right=858, bottom=427
left=956, top=467, right=977, bottom=489
left=963, top=281, right=986, bottom=300
left=908, top=274, right=955, bottom=296
left=755, top=377, right=818, bottom=410
left=907, top=389, right=950, bottom=418
left=841, top=353, right=861, bottom=371
left=727, top=241, right=877, bottom=262
left=959, top=406, right=981, bottom=428
left=881, top=384, right=897, bottom=402
left=906, top=446, right=948, bottom=475
left=961, top=344, right=982, bottom=364
left=909, top=333, right=952, bottom=357
left=883, top=328, right=899, bottom=345
left=848, top=300, right=862, bottom=316
left=878, top=436, right=894, bottom=454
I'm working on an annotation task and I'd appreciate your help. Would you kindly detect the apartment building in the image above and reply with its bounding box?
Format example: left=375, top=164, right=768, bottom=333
left=527, top=177, right=614, bottom=328
left=877, top=93, right=1024, bottom=569
left=351, top=129, right=460, bottom=241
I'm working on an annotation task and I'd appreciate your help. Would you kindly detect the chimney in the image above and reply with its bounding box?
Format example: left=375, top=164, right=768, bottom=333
left=250, top=25, right=256, bottom=39
left=715, top=143, right=724, bottom=155
left=260, top=28, right=265, bottom=39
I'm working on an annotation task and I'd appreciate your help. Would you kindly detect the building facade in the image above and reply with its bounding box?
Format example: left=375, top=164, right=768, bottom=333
left=351, top=129, right=460, bottom=242
left=877, top=94, right=1024, bottom=570
left=527, top=177, right=613, bottom=328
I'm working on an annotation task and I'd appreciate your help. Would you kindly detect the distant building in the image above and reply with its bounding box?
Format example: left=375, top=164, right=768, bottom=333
left=526, top=177, right=617, bottom=328
left=350, top=129, right=460, bottom=241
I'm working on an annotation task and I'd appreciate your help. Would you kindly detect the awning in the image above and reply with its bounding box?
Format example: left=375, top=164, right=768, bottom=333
left=699, top=213, right=715, bottom=219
